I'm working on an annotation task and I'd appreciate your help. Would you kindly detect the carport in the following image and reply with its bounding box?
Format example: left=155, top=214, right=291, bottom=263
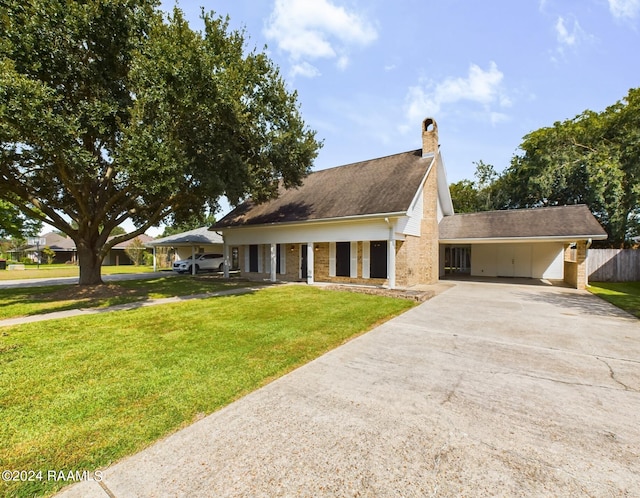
left=439, top=204, right=608, bottom=289
left=145, top=227, right=223, bottom=275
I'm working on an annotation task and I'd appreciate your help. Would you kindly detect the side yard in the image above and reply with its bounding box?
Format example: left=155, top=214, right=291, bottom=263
left=0, top=285, right=414, bottom=498
left=589, top=282, right=640, bottom=318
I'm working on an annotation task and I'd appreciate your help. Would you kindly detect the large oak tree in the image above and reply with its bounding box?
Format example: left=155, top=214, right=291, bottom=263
left=499, top=88, right=640, bottom=245
left=0, top=0, right=320, bottom=284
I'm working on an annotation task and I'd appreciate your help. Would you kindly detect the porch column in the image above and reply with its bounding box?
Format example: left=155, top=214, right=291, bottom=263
left=270, top=243, right=277, bottom=282
left=388, top=239, right=396, bottom=289
left=223, top=243, right=230, bottom=279
left=191, top=245, right=196, bottom=276
left=152, top=246, right=157, bottom=272
left=307, top=242, right=314, bottom=284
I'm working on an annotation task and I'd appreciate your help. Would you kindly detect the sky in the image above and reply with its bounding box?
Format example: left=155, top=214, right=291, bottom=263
left=145, top=0, right=640, bottom=233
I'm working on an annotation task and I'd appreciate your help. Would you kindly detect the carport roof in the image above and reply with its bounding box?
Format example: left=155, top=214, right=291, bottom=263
left=439, top=204, right=608, bottom=242
left=146, top=227, right=223, bottom=247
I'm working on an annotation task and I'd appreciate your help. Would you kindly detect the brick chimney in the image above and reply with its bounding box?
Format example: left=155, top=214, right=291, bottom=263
left=422, top=118, right=438, bottom=157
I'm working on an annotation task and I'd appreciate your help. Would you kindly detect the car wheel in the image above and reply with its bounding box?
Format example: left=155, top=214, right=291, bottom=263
left=218, top=263, right=224, bottom=271
left=194, top=264, right=200, bottom=273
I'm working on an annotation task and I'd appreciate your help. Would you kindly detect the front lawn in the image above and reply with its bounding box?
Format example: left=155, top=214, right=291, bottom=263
left=589, top=282, right=640, bottom=318
left=0, top=275, right=251, bottom=320
left=0, top=286, right=415, bottom=497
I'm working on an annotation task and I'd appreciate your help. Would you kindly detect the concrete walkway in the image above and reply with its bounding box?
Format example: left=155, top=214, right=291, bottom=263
left=55, top=280, right=640, bottom=497
left=0, top=270, right=176, bottom=289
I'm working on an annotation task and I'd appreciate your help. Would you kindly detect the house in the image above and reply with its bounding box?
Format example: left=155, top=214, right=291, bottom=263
left=212, top=118, right=607, bottom=290
left=25, top=232, right=156, bottom=266
left=145, top=227, right=224, bottom=271
left=103, top=234, right=154, bottom=266
left=25, top=232, right=77, bottom=263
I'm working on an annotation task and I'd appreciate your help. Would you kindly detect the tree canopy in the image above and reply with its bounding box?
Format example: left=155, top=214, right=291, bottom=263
left=0, top=199, right=41, bottom=239
left=0, top=0, right=320, bottom=283
left=500, top=88, right=639, bottom=245
left=450, top=88, right=640, bottom=246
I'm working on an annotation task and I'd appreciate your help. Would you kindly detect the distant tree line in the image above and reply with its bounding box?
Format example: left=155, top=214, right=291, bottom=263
left=449, top=88, right=640, bottom=247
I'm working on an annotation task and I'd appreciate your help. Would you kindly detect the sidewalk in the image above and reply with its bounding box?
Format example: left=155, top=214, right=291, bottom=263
left=0, top=285, right=265, bottom=328
left=0, top=271, right=176, bottom=289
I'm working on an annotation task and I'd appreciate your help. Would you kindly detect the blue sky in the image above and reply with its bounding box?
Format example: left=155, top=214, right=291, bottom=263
left=148, top=0, right=640, bottom=230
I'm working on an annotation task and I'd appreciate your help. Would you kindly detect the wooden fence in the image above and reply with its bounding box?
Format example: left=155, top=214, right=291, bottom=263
left=588, top=249, right=640, bottom=282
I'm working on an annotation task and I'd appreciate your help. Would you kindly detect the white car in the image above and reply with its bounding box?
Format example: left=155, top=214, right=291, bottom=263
left=173, top=253, right=225, bottom=274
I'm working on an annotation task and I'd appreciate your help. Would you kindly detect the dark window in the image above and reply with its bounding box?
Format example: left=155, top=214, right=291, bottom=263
left=370, top=241, right=387, bottom=279
left=249, top=245, right=259, bottom=272
left=336, top=242, right=350, bottom=277
left=276, top=244, right=282, bottom=274
left=301, top=245, right=308, bottom=279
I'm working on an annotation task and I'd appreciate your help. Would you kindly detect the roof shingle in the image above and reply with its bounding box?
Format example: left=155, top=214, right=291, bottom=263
left=213, top=150, right=433, bottom=228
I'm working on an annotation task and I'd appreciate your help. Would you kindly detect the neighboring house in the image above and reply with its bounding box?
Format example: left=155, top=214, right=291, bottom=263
left=25, top=232, right=156, bottom=266
left=145, top=227, right=224, bottom=271
left=104, top=234, right=154, bottom=266
left=25, top=232, right=77, bottom=264
left=212, top=118, right=607, bottom=290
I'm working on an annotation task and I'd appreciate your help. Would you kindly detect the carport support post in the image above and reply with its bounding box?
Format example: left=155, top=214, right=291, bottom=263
left=307, top=242, right=314, bottom=284
left=223, top=243, right=230, bottom=279
left=270, top=243, right=277, bottom=282
left=191, top=246, right=196, bottom=276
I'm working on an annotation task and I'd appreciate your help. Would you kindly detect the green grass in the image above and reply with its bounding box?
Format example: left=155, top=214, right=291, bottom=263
left=0, top=286, right=415, bottom=497
left=0, top=264, right=156, bottom=280
left=588, top=281, right=640, bottom=318
left=0, top=276, right=252, bottom=320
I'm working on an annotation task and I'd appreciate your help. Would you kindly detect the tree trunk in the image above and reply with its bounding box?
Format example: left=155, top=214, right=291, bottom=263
left=77, top=242, right=104, bottom=285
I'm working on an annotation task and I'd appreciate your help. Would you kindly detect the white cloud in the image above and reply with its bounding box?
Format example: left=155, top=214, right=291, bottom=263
left=608, top=0, right=640, bottom=19
left=264, top=0, right=377, bottom=75
left=555, top=16, right=589, bottom=47
left=290, top=62, right=321, bottom=79
left=555, top=17, right=577, bottom=45
left=403, top=62, right=509, bottom=127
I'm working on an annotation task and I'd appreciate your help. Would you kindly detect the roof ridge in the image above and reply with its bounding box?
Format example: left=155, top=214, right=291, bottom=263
left=310, top=149, right=423, bottom=174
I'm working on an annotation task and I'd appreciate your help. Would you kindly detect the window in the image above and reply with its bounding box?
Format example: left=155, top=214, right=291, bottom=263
left=231, top=247, right=239, bottom=270
left=249, top=244, right=258, bottom=272
left=336, top=242, right=350, bottom=277
left=370, top=241, right=387, bottom=279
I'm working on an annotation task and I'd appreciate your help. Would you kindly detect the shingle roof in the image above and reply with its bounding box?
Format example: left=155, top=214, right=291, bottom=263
left=110, top=233, right=154, bottom=249
left=439, top=204, right=608, bottom=241
left=26, top=232, right=76, bottom=251
left=213, top=150, right=433, bottom=228
left=146, top=227, right=223, bottom=247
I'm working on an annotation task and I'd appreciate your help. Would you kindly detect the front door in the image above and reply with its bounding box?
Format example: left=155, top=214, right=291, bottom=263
left=300, top=244, right=308, bottom=279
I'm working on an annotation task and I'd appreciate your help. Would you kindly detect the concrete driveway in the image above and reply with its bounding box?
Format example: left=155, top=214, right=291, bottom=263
left=58, top=280, right=640, bottom=497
